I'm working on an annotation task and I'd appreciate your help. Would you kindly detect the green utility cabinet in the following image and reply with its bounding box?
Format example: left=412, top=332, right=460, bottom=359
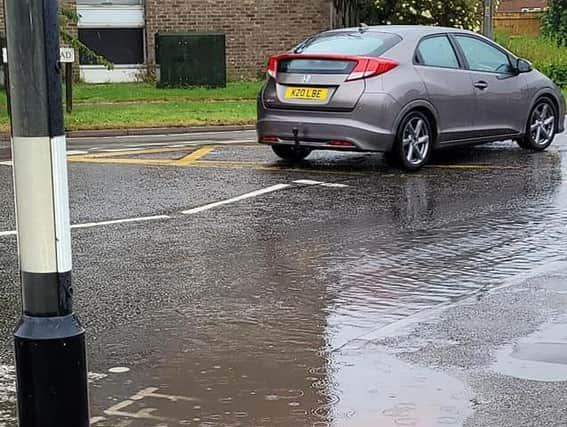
left=156, top=32, right=226, bottom=88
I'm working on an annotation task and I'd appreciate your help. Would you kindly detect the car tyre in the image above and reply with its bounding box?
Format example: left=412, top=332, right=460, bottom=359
left=517, top=98, right=557, bottom=151
left=271, top=145, right=312, bottom=162
left=389, top=111, right=433, bottom=171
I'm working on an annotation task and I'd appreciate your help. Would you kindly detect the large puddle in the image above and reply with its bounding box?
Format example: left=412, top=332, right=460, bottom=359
left=493, top=317, right=567, bottom=382
left=1, top=142, right=567, bottom=425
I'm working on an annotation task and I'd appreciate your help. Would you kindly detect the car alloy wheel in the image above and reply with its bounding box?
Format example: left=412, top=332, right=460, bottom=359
left=389, top=111, right=433, bottom=171
left=402, top=116, right=431, bottom=167
left=519, top=99, right=557, bottom=151
left=529, top=100, right=556, bottom=148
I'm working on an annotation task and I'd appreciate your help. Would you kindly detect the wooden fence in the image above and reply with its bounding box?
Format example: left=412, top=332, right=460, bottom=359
left=494, top=12, right=543, bottom=36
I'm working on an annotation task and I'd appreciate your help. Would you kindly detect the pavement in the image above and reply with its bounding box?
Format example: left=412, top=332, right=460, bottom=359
left=0, top=129, right=567, bottom=426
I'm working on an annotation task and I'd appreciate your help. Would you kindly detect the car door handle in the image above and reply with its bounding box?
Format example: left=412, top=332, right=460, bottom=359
left=474, top=81, right=488, bottom=90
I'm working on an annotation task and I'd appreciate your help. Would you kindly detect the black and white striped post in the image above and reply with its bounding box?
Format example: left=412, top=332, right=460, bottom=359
left=4, top=0, right=90, bottom=425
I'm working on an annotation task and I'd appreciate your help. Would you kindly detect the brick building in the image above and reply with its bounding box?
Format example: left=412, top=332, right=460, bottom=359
left=0, top=0, right=336, bottom=82
left=497, top=0, right=548, bottom=13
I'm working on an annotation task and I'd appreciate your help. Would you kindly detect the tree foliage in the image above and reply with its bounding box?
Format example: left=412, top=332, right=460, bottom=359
left=333, top=0, right=365, bottom=27
left=353, top=0, right=484, bottom=30
left=542, top=0, right=567, bottom=47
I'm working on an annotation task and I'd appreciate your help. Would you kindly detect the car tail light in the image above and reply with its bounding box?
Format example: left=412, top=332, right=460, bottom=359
left=346, top=58, right=398, bottom=81
left=262, top=135, right=279, bottom=142
left=267, top=56, right=278, bottom=79
left=329, top=140, right=354, bottom=147
left=266, top=54, right=397, bottom=81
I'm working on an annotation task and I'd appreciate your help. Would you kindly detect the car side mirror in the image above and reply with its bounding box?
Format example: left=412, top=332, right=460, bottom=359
left=516, top=58, right=533, bottom=74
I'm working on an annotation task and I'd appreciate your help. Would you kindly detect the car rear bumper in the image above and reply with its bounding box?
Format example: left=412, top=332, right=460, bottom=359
left=257, top=93, right=399, bottom=153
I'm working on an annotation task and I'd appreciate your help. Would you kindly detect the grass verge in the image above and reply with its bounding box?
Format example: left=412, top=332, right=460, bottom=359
left=0, top=82, right=261, bottom=132
left=69, top=81, right=262, bottom=104
left=0, top=100, right=256, bottom=133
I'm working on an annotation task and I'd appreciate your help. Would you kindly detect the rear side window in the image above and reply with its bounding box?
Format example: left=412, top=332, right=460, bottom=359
left=416, top=36, right=460, bottom=69
left=294, top=32, right=402, bottom=57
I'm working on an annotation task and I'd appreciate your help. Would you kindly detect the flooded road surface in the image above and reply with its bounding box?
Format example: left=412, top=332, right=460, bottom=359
left=0, top=134, right=567, bottom=426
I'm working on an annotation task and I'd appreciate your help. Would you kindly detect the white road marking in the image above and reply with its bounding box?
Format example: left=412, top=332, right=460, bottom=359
left=130, top=387, right=200, bottom=403
left=320, top=183, right=349, bottom=188
left=0, top=151, right=83, bottom=166
left=0, top=179, right=347, bottom=238
left=109, top=367, right=130, bottom=374
left=99, top=386, right=200, bottom=424
left=98, top=147, right=154, bottom=153
left=72, top=215, right=170, bottom=230
left=104, top=400, right=171, bottom=422
left=294, top=179, right=324, bottom=185
left=294, top=179, right=349, bottom=188
left=182, top=184, right=291, bottom=215
left=1, top=216, right=170, bottom=238
left=88, top=373, right=108, bottom=382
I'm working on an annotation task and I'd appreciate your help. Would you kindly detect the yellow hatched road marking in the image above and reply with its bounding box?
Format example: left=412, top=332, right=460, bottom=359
left=70, top=157, right=172, bottom=166
left=69, top=146, right=214, bottom=167
left=68, top=144, right=524, bottom=171
left=175, top=147, right=215, bottom=165
left=72, top=146, right=197, bottom=159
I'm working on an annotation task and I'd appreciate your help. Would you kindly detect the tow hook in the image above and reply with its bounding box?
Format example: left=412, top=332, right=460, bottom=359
left=292, top=128, right=300, bottom=145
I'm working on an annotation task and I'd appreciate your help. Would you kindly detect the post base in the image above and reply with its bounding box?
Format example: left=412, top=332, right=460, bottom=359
left=14, top=314, right=89, bottom=427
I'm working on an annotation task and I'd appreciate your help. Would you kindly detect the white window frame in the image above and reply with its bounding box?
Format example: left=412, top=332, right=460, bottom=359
left=77, top=4, right=146, bottom=82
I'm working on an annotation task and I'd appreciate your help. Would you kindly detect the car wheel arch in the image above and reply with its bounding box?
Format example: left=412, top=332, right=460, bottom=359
left=393, top=101, right=440, bottom=146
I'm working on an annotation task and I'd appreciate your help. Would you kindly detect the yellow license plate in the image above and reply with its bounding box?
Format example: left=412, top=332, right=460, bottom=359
left=285, top=87, right=329, bottom=101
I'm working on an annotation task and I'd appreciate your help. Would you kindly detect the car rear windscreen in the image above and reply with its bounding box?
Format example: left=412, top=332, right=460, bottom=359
left=278, top=59, right=356, bottom=74
left=294, top=31, right=401, bottom=57
left=278, top=31, right=401, bottom=74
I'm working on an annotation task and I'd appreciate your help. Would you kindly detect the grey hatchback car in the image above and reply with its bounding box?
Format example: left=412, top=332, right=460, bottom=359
left=257, top=25, right=566, bottom=170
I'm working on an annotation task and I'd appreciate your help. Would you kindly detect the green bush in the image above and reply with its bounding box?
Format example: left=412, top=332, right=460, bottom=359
left=496, top=32, right=567, bottom=87
left=542, top=0, right=567, bottom=47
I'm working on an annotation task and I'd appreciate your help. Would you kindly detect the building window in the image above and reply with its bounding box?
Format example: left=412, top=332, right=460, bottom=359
left=79, top=28, right=144, bottom=65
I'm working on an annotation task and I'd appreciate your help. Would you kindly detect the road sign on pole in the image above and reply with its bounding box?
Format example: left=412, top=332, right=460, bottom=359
left=4, top=0, right=90, bottom=425
left=483, top=0, right=494, bottom=39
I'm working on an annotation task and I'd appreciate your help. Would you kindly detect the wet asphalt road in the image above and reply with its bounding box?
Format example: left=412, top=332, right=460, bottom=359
left=1, top=131, right=567, bottom=426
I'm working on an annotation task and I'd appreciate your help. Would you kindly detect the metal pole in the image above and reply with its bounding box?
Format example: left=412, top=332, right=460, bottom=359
left=483, top=0, right=494, bottom=39
left=3, top=58, right=10, bottom=120
left=4, top=0, right=90, bottom=425
left=66, top=62, right=73, bottom=114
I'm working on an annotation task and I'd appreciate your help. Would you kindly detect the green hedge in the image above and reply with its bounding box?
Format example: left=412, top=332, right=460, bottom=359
left=496, top=32, right=567, bottom=87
